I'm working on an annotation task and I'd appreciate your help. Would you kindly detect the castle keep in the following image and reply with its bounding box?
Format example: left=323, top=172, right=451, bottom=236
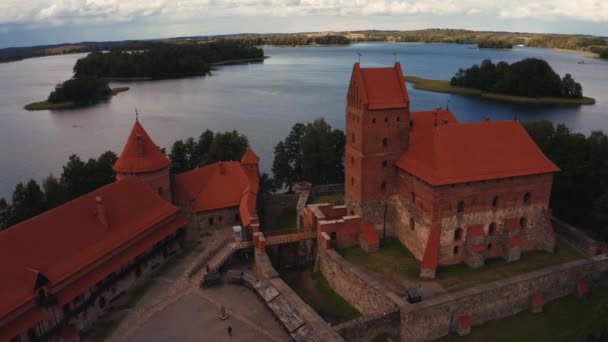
left=344, top=62, right=560, bottom=277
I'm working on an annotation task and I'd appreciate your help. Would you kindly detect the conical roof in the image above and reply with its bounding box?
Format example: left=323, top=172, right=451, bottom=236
left=113, top=119, right=171, bottom=173
left=241, top=147, right=260, bottom=165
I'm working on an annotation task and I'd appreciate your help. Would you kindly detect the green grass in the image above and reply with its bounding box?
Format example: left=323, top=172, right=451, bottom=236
left=438, top=289, right=608, bottom=342
left=280, top=267, right=361, bottom=324
left=341, top=238, right=583, bottom=291
left=267, top=207, right=298, bottom=232
left=312, top=194, right=344, bottom=205
left=341, top=238, right=422, bottom=279
left=437, top=239, right=583, bottom=291
left=24, top=87, right=130, bottom=111
left=405, top=76, right=596, bottom=105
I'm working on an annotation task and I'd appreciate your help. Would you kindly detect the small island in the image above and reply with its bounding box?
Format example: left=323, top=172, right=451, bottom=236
left=477, top=39, right=513, bottom=49
left=25, top=77, right=129, bottom=111
left=73, top=40, right=265, bottom=80
left=405, top=58, right=596, bottom=105
left=25, top=40, right=266, bottom=110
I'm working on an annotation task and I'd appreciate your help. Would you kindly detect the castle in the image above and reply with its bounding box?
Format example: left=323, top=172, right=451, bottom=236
left=0, top=61, right=564, bottom=341
left=344, top=62, right=560, bottom=277
left=0, top=118, right=260, bottom=342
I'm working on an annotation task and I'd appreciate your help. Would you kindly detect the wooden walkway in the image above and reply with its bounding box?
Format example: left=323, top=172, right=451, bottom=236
left=265, top=231, right=317, bottom=246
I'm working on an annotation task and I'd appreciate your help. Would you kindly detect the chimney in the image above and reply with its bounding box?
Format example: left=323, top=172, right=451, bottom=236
left=95, top=196, right=110, bottom=228
left=218, top=161, right=226, bottom=175
left=136, top=134, right=144, bottom=157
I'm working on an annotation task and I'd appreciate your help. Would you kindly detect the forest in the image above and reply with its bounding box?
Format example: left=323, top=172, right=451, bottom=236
left=524, top=121, right=608, bottom=241
left=47, top=77, right=112, bottom=104
left=477, top=39, right=513, bottom=49
left=4, top=29, right=607, bottom=64
left=73, top=40, right=264, bottom=79
left=450, top=58, right=583, bottom=98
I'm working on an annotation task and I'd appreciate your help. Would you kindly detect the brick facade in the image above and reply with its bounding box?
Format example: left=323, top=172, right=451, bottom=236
left=344, top=63, right=558, bottom=275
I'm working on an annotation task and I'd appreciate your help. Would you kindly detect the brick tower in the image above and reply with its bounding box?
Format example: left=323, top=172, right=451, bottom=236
left=113, top=118, right=172, bottom=202
left=344, top=62, right=411, bottom=225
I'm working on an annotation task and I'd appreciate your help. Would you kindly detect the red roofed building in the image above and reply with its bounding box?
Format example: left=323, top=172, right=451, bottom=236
left=1, top=117, right=261, bottom=340
left=113, top=118, right=172, bottom=202
left=173, top=150, right=260, bottom=240
left=0, top=177, right=187, bottom=341
left=344, top=63, right=559, bottom=277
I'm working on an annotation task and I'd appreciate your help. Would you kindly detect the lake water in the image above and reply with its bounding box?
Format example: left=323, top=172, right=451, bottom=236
left=0, top=42, right=607, bottom=198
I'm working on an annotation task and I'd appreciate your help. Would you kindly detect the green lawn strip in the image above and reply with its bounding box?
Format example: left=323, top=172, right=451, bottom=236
left=438, top=290, right=608, bottom=342
left=267, top=207, right=298, bottom=232
left=437, top=239, right=583, bottom=291
left=404, top=76, right=595, bottom=105
left=280, top=268, right=361, bottom=324
left=311, top=194, right=344, bottom=205
left=340, top=237, right=422, bottom=279
left=341, top=238, right=583, bottom=290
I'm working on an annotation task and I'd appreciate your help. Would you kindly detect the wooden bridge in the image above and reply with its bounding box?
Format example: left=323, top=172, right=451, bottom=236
left=265, top=231, right=317, bottom=246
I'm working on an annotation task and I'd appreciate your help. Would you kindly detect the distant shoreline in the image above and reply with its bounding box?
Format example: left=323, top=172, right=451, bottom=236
left=404, top=76, right=596, bottom=106
left=24, top=87, right=129, bottom=111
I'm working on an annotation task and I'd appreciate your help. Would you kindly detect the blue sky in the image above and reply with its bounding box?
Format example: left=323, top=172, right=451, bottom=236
left=0, top=0, right=607, bottom=48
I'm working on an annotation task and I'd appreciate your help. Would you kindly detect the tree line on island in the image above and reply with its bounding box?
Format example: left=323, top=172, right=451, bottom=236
left=450, top=58, right=583, bottom=99
left=73, top=40, right=264, bottom=80
left=2, top=117, right=608, bottom=245
left=25, top=40, right=265, bottom=110
left=4, top=29, right=608, bottom=64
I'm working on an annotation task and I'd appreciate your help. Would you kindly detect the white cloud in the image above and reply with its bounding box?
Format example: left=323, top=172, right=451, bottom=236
left=0, top=0, right=607, bottom=30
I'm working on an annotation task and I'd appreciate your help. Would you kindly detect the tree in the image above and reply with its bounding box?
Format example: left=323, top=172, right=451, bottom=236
left=0, top=198, right=9, bottom=230
left=272, top=141, right=293, bottom=191
left=208, top=131, right=249, bottom=163
left=42, top=174, right=68, bottom=210
left=272, top=119, right=345, bottom=191
left=169, top=130, right=249, bottom=173
left=61, top=155, right=90, bottom=199
left=7, top=180, right=46, bottom=227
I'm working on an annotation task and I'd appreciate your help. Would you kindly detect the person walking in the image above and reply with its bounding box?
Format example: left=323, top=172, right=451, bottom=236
left=228, top=325, right=232, bottom=337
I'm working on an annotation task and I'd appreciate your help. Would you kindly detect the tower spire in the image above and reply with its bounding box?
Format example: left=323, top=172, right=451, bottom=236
left=135, top=107, right=139, bottom=121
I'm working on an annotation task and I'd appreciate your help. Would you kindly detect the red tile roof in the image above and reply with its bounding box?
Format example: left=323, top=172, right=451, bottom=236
left=505, top=217, right=521, bottom=231
left=0, top=306, right=48, bottom=341
left=421, top=224, right=441, bottom=270
left=174, top=161, right=253, bottom=212
left=239, top=188, right=258, bottom=227
left=396, top=113, right=559, bottom=186
left=360, top=222, right=380, bottom=247
left=241, top=147, right=260, bottom=165
left=113, top=119, right=171, bottom=174
left=468, top=224, right=485, bottom=236
left=351, top=63, right=410, bottom=110
left=0, top=177, right=184, bottom=326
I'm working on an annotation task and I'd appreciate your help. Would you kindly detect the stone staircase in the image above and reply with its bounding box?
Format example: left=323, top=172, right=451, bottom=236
left=189, top=241, right=253, bottom=287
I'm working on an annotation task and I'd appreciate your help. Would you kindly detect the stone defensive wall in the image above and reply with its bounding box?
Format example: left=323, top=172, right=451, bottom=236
left=253, top=250, right=344, bottom=342
left=552, top=216, right=606, bottom=256
left=318, top=245, right=406, bottom=315
left=333, top=310, right=401, bottom=342
left=401, top=255, right=608, bottom=341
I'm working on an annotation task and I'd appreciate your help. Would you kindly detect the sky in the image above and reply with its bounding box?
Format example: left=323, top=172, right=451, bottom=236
left=0, top=0, right=607, bottom=48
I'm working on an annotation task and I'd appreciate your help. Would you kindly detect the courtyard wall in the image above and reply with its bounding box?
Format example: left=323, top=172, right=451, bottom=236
left=318, top=247, right=405, bottom=315
left=401, top=255, right=608, bottom=341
